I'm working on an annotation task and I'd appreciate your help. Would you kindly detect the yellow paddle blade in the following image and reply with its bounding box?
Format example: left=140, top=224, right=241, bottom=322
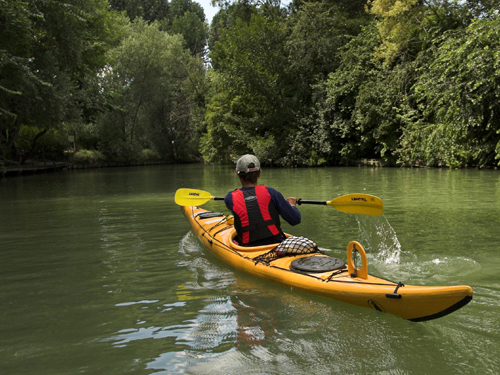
left=328, top=194, right=383, bottom=216
left=175, top=188, right=214, bottom=206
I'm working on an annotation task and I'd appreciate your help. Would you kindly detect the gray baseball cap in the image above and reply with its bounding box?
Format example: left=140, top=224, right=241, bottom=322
left=236, top=154, right=260, bottom=173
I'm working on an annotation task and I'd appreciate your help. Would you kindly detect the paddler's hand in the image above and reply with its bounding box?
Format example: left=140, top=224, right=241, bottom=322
left=286, top=197, right=297, bottom=206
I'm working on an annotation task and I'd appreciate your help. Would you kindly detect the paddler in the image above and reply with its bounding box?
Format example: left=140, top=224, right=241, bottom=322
left=224, top=154, right=301, bottom=246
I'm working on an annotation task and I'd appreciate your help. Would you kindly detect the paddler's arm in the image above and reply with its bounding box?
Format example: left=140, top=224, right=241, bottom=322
left=224, top=191, right=233, bottom=213
left=268, top=187, right=301, bottom=226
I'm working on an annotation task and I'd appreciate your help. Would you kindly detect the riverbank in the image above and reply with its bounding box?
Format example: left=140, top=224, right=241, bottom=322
left=3, top=157, right=497, bottom=179
left=355, top=158, right=498, bottom=169
left=1, top=160, right=170, bottom=178
left=1, top=161, right=69, bottom=178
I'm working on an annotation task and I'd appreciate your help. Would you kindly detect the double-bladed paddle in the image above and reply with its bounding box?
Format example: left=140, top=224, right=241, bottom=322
left=175, top=188, right=383, bottom=216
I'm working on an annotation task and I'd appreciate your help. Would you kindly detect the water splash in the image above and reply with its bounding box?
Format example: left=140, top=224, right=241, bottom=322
left=353, top=215, right=481, bottom=283
left=354, top=214, right=415, bottom=265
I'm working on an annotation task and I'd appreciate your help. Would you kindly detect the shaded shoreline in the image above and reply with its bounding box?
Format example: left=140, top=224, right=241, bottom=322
left=1, top=160, right=172, bottom=178
left=3, top=158, right=498, bottom=179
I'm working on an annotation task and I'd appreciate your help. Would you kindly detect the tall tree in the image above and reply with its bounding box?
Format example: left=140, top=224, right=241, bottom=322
left=308, top=23, right=406, bottom=165
left=208, top=1, right=257, bottom=68
left=165, top=0, right=208, bottom=56
left=98, top=20, right=206, bottom=161
left=110, top=0, right=209, bottom=57
left=203, top=12, right=293, bottom=164
left=286, top=0, right=370, bottom=108
left=0, top=0, right=124, bottom=162
left=0, top=0, right=36, bottom=159
left=398, top=13, right=500, bottom=167
left=108, top=0, right=170, bottom=22
left=367, top=0, right=481, bottom=65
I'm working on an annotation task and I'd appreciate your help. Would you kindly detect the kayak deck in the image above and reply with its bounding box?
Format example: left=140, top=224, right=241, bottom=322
left=181, top=206, right=473, bottom=322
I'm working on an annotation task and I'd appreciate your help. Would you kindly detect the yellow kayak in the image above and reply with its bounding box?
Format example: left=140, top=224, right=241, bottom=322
left=180, top=205, right=473, bottom=322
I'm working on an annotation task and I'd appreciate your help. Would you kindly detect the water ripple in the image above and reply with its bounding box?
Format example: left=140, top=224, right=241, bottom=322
left=106, top=296, right=238, bottom=350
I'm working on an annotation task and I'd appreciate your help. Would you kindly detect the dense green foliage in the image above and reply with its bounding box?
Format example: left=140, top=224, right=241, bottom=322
left=1, top=0, right=205, bottom=164
left=2, top=0, right=500, bottom=168
left=202, top=0, right=500, bottom=168
left=109, top=0, right=208, bottom=56
left=93, top=20, right=205, bottom=162
left=399, top=14, right=500, bottom=167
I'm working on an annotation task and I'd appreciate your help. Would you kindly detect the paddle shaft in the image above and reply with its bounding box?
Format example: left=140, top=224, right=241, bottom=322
left=297, top=199, right=327, bottom=205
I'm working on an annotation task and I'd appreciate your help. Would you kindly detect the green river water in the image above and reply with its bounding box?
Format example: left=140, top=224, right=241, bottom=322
left=1, top=164, right=499, bottom=374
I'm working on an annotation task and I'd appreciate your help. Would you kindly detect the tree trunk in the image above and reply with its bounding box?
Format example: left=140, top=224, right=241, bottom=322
left=5, top=119, right=21, bottom=161
left=22, top=129, right=48, bottom=163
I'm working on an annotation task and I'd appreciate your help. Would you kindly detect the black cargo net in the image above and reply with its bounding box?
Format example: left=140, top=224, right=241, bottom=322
left=253, top=236, right=324, bottom=265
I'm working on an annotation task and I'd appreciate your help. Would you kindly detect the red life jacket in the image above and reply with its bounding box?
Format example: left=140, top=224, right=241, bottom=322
left=231, top=185, right=282, bottom=245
